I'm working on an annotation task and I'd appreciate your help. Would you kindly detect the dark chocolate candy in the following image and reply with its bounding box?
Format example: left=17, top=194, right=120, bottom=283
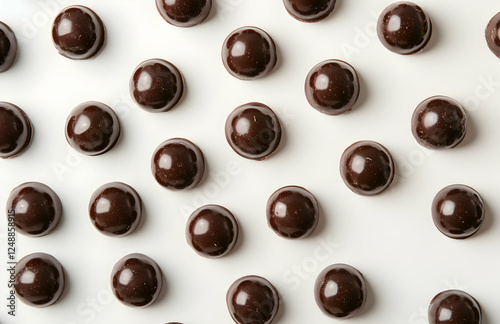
left=156, top=0, right=212, bottom=27
left=486, top=12, right=500, bottom=58
left=0, top=21, right=17, bottom=72
left=0, top=102, right=33, bottom=159
left=283, top=0, right=336, bottom=22
left=428, top=290, right=482, bottom=324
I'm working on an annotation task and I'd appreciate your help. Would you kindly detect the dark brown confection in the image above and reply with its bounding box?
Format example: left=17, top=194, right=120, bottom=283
left=432, top=184, right=484, bottom=239
left=314, top=264, right=367, bottom=319
left=411, top=96, right=467, bottom=150
left=225, top=102, right=282, bottom=160
left=0, top=21, right=17, bottom=72
left=266, top=185, right=319, bottom=239
left=428, top=290, right=482, bottom=324
left=0, top=102, right=33, bottom=159
left=111, top=253, right=163, bottom=307
left=65, top=101, right=120, bottom=156
left=130, top=59, right=184, bottom=113
left=89, top=182, right=142, bottom=237
left=227, top=275, right=279, bottom=324
left=340, top=141, right=395, bottom=196
left=186, top=204, right=239, bottom=258
left=305, top=59, right=360, bottom=116
left=156, top=0, right=212, bottom=27
left=377, top=2, right=432, bottom=55
left=51, top=5, right=105, bottom=60
left=283, top=0, right=336, bottom=22
left=151, top=138, right=205, bottom=190
left=15, top=253, right=66, bottom=307
left=7, top=182, right=62, bottom=237
left=486, top=12, right=500, bottom=58
left=222, top=27, right=277, bottom=80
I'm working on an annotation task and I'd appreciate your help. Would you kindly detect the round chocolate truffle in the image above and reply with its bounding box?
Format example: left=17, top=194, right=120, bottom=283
left=432, top=184, right=484, bottom=239
left=52, top=5, right=105, bottom=60
left=266, top=185, right=319, bottom=239
left=377, top=2, right=432, bottom=55
left=65, top=101, right=120, bottom=156
left=411, top=96, right=467, bottom=150
left=130, top=59, right=184, bottom=113
left=15, top=253, right=66, bottom=307
left=486, top=12, right=500, bottom=58
left=222, top=27, right=277, bottom=80
left=89, top=182, right=143, bottom=237
left=186, top=204, right=239, bottom=258
left=428, top=290, right=482, bottom=324
left=227, top=275, right=280, bottom=324
left=340, top=141, right=395, bottom=196
left=151, top=138, right=205, bottom=190
left=0, top=102, right=33, bottom=159
left=225, top=102, right=282, bottom=160
left=0, top=21, right=17, bottom=72
left=283, top=0, right=336, bottom=23
left=111, top=253, right=163, bottom=307
left=7, top=182, right=62, bottom=237
left=156, top=0, right=212, bottom=27
left=314, top=263, right=367, bottom=319
left=305, top=59, right=360, bottom=116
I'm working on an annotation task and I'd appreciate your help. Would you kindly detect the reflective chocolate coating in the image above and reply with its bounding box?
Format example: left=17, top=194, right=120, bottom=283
left=0, top=102, right=33, bottom=159
left=52, top=5, right=105, bottom=60
left=15, top=253, right=66, bottom=307
left=486, top=12, right=500, bottom=58
left=428, top=290, right=482, bottom=324
left=266, top=185, right=319, bottom=239
left=283, top=0, right=336, bottom=23
left=222, top=27, right=277, bottom=80
left=111, top=253, right=163, bottom=307
left=65, top=101, right=120, bottom=156
left=314, top=263, right=367, bottom=319
left=89, top=182, right=142, bottom=237
left=227, top=275, right=279, bottom=324
left=186, top=204, right=239, bottom=258
left=340, top=141, right=395, bottom=196
left=151, top=138, right=205, bottom=190
left=432, top=184, right=484, bottom=239
left=377, top=2, right=432, bottom=55
left=225, top=102, right=282, bottom=160
left=7, top=182, right=62, bottom=237
left=305, top=59, right=360, bottom=116
left=130, top=59, right=184, bottom=113
left=156, top=0, right=212, bottom=27
left=0, top=21, right=17, bottom=72
left=411, top=96, right=467, bottom=150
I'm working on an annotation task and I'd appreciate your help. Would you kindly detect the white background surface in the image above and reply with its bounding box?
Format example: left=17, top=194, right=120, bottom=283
left=1, top=0, right=500, bottom=323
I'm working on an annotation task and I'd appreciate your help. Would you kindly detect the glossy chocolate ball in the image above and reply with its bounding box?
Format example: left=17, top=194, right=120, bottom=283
left=186, top=204, right=239, bottom=258
left=111, top=253, right=163, bottom=307
left=225, top=102, right=282, bottom=160
left=52, top=5, right=105, bottom=60
left=305, top=59, right=360, bottom=116
left=432, top=184, right=484, bottom=239
left=0, top=21, right=17, bottom=72
left=0, top=102, right=33, bottom=159
left=486, top=12, right=500, bottom=58
left=428, top=290, right=482, bottom=324
left=222, top=27, right=277, bottom=80
left=89, top=182, right=143, bottom=237
left=130, top=59, right=184, bottom=113
left=152, top=138, right=205, bottom=190
left=227, top=275, right=279, bottom=324
left=340, top=141, right=395, bottom=196
left=266, top=185, right=319, bottom=239
left=314, top=263, right=367, bottom=319
left=411, top=96, right=467, bottom=150
left=7, top=182, right=62, bottom=237
left=156, top=0, right=212, bottom=27
left=65, top=101, right=120, bottom=156
left=377, top=2, right=432, bottom=55
left=283, top=0, right=336, bottom=22
left=15, top=253, right=66, bottom=307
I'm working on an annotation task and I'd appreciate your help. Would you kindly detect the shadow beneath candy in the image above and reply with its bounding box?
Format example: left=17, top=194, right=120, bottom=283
left=476, top=198, right=493, bottom=237
left=420, top=13, right=440, bottom=54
